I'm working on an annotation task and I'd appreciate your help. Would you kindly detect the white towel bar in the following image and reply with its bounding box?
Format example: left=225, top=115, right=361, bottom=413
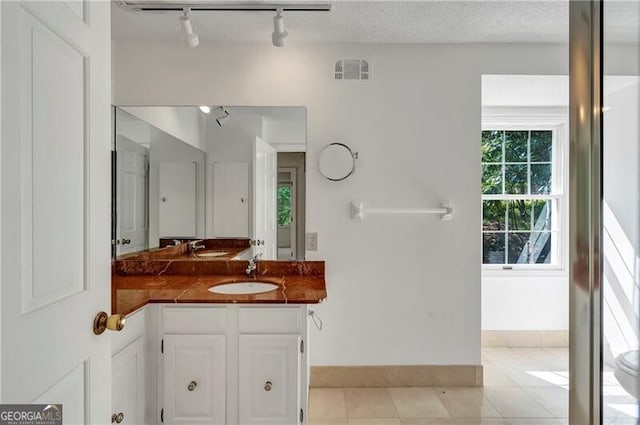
left=350, top=201, right=454, bottom=221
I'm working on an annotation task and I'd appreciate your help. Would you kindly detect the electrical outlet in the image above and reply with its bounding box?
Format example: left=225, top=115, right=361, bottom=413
left=305, top=233, right=318, bottom=251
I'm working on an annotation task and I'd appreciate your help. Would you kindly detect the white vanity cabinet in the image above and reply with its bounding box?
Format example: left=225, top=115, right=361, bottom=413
left=163, top=335, right=227, bottom=424
left=158, top=304, right=309, bottom=425
left=111, top=309, right=146, bottom=425
left=238, top=334, right=301, bottom=424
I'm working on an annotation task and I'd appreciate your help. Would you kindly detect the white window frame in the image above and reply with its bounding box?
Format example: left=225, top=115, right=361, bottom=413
left=482, top=107, right=569, bottom=276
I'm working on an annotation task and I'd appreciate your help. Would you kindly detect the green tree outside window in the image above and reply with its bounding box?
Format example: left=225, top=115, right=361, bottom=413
left=277, top=185, right=292, bottom=226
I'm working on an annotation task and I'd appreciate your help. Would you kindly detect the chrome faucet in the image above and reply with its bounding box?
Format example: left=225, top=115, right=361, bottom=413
left=246, top=253, right=263, bottom=276
left=188, top=240, right=206, bottom=253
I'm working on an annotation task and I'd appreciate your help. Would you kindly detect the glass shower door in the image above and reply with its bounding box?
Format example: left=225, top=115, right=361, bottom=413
left=602, top=1, right=640, bottom=423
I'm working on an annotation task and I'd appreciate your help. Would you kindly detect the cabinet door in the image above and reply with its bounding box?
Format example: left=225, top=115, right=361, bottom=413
left=112, top=338, right=145, bottom=425
left=239, top=335, right=301, bottom=425
left=164, top=335, right=226, bottom=425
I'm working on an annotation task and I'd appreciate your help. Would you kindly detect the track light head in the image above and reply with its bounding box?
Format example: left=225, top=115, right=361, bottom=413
left=271, top=8, right=288, bottom=47
left=179, top=8, right=199, bottom=48
left=216, top=107, right=231, bottom=127
left=199, top=106, right=211, bottom=114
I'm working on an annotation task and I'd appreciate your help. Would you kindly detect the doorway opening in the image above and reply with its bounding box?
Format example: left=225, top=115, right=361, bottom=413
left=481, top=74, right=571, bottom=419
left=277, top=153, right=306, bottom=260
left=482, top=74, right=640, bottom=422
left=278, top=168, right=296, bottom=260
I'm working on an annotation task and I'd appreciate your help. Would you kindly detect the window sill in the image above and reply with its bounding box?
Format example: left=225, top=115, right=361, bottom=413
left=482, top=265, right=568, bottom=278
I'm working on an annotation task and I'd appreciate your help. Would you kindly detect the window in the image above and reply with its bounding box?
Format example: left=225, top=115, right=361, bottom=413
left=277, top=184, right=292, bottom=227
left=482, top=128, right=564, bottom=268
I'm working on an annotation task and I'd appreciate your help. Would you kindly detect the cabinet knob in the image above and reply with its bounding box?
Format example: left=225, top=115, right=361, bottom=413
left=93, top=312, right=126, bottom=335
left=187, top=380, right=197, bottom=391
left=111, top=412, right=124, bottom=424
left=264, top=380, right=273, bottom=391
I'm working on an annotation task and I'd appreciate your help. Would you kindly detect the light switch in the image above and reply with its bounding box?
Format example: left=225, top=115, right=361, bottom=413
left=305, top=233, right=318, bottom=251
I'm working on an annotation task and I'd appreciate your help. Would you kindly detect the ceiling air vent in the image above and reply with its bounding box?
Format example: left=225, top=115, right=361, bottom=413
left=335, top=60, right=369, bottom=80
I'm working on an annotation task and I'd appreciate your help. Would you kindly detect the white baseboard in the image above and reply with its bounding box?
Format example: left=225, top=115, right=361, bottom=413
left=310, top=365, right=483, bottom=388
left=482, top=330, right=568, bottom=347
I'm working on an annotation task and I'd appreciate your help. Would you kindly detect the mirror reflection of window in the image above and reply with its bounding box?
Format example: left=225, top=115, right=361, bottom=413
left=278, top=184, right=292, bottom=227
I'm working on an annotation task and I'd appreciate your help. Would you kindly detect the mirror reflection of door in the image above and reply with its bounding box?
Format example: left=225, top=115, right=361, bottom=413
left=212, top=162, right=249, bottom=237
left=253, top=137, right=278, bottom=259
left=116, top=135, right=149, bottom=255
left=158, top=161, right=197, bottom=238
left=277, top=169, right=296, bottom=260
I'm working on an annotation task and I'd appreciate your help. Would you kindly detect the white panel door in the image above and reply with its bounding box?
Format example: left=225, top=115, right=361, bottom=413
left=239, top=335, right=301, bottom=425
left=253, top=137, right=277, bottom=259
left=112, top=338, right=145, bottom=425
left=213, top=162, right=249, bottom=237
left=1, top=1, right=112, bottom=422
left=164, top=335, right=226, bottom=425
left=117, top=135, right=149, bottom=255
left=159, top=162, right=196, bottom=238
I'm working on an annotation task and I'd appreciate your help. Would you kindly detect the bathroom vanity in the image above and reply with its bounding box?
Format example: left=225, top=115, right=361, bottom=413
left=110, top=246, right=326, bottom=425
left=110, top=104, right=319, bottom=424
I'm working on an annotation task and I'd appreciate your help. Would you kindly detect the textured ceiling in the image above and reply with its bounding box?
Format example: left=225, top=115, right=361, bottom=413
left=112, top=1, right=639, bottom=44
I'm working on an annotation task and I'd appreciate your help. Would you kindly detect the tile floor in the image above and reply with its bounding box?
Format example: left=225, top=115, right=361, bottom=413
left=308, top=347, right=640, bottom=425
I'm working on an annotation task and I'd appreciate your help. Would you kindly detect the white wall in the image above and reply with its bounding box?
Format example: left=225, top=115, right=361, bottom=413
left=482, top=275, right=569, bottom=330
left=113, top=41, right=638, bottom=366
left=122, top=106, right=206, bottom=151
left=262, top=109, right=307, bottom=151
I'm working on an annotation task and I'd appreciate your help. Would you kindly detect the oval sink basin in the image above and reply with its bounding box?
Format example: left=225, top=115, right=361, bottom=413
left=208, top=282, right=278, bottom=295
left=197, top=251, right=229, bottom=258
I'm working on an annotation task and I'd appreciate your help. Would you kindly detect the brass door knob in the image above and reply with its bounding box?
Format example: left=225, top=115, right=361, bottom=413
left=111, top=412, right=124, bottom=424
left=93, top=312, right=126, bottom=335
left=264, top=381, right=273, bottom=391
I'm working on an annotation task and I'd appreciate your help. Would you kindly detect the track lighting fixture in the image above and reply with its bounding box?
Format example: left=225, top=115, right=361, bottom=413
left=179, top=8, right=199, bottom=48
left=271, top=8, right=288, bottom=47
left=120, top=3, right=333, bottom=47
left=199, top=106, right=211, bottom=114
left=215, top=107, right=231, bottom=127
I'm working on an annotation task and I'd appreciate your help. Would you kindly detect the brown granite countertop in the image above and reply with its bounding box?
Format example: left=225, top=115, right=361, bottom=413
left=112, top=260, right=327, bottom=315
left=117, top=238, right=251, bottom=262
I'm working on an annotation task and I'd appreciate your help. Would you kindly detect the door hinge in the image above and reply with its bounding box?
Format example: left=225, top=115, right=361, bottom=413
left=160, top=408, right=164, bottom=423
left=300, top=340, right=304, bottom=353
left=300, top=408, right=304, bottom=423
left=161, top=339, right=164, bottom=354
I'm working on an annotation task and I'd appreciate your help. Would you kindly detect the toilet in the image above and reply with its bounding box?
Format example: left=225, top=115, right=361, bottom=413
left=614, top=350, right=640, bottom=399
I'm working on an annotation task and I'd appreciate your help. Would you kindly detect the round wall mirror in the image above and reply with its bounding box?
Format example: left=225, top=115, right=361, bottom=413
left=317, top=142, right=358, bottom=181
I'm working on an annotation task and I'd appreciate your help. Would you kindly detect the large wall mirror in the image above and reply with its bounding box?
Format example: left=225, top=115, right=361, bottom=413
left=113, top=106, right=307, bottom=261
